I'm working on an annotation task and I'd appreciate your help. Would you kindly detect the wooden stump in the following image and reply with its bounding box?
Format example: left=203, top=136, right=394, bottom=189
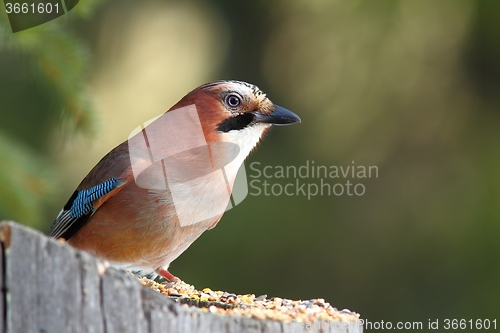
left=0, top=221, right=363, bottom=333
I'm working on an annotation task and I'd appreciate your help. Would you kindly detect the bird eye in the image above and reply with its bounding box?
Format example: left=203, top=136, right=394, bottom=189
left=225, top=94, right=242, bottom=108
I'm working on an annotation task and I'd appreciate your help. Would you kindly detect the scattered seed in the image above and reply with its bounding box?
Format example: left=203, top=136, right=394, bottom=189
left=137, top=277, right=360, bottom=325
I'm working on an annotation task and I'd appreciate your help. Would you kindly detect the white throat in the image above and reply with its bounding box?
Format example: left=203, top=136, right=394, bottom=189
left=219, top=123, right=268, bottom=183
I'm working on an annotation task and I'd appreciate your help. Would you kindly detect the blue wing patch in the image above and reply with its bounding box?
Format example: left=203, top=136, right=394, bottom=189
left=70, top=178, right=120, bottom=218
left=49, top=177, right=121, bottom=239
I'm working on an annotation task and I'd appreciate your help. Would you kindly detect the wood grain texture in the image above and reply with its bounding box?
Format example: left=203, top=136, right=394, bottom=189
left=0, top=221, right=363, bottom=333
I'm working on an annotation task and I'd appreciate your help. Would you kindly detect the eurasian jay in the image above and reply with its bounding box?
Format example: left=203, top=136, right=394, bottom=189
left=49, top=80, right=300, bottom=281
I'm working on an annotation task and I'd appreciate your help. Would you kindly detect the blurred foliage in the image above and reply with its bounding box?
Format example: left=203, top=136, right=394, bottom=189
left=1, top=0, right=500, bottom=330
left=0, top=132, right=53, bottom=228
left=0, top=0, right=103, bottom=226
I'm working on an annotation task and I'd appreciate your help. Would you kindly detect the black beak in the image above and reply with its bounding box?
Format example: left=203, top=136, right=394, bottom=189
left=253, top=105, right=301, bottom=126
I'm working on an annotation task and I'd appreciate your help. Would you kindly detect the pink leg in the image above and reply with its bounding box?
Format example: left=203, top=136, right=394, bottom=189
left=158, top=268, right=181, bottom=282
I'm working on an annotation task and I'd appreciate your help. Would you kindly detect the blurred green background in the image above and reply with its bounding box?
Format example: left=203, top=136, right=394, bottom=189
left=1, top=0, right=500, bottom=330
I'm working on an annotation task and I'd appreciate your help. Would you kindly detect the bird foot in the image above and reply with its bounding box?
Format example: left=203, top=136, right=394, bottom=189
left=158, top=268, right=181, bottom=283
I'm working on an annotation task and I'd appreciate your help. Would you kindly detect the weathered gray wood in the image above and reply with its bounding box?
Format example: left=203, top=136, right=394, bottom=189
left=141, top=288, right=179, bottom=333
left=78, top=251, right=105, bottom=333
left=37, top=235, right=82, bottom=333
left=2, top=220, right=42, bottom=333
left=225, top=315, right=265, bottom=333
left=260, top=318, right=282, bottom=333
left=0, top=221, right=363, bottom=333
left=101, top=268, right=148, bottom=333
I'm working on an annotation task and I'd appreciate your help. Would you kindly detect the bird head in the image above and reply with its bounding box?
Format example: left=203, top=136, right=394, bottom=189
left=169, top=80, right=301, bottom=156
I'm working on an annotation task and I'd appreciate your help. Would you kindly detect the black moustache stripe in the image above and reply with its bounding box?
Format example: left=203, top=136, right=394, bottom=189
left=217, top=113, right=255, bottom=132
